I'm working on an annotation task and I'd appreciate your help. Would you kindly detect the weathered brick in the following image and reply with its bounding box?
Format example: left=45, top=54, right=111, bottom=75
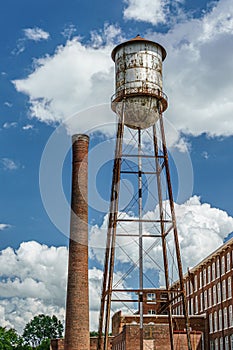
left=64, top=134, right=90, bottom=350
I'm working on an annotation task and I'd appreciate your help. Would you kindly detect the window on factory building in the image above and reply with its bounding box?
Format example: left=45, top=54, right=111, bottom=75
left=203, top=268, right=207, bottom=286
left=217, top=258, right=220, bottom=278
left=210, top=340, right=214, bottom=350
left=209, top=313, right=213, bottom=333
left=195, top=295, right=198, bottom=314
left=219, top=310, right=222, bottom=331
left=215, top=338, right=219, bottom=350
left=213, top=285, right=217, bottom=305
left=200, top=293, right=203, bottom=311
left=224, top=307, right=228, bottom=329
left=217, top=282, right=221, bottom=303
left=220, top=337, right=223, bottom=350
left=222, top=280, right=226, bottom=301
left=194, top=275, right=198, bottom=291
left=148, top=309, right=156, bottom=315
left=229, top=305, right=233, bottom=327
left=190, top=280, right=193, bottom=294
left=212, top=262, right=216, bottom=280
left=226, top=336, right=229, bottom=350
left=204, top=290, right=208, bottom=310
left=199, top=271, right=202, bottom=288
left=190, top=298, right=194, bottom=315
left=228, top=277, right=232, bottom=298
left=222, top=256, right=225, bottom=275
left=160, top=293, right=167, bottom=300
left=227, top=253, right=231, bottom=271
left=147, top=293, right=156, bottom=301
left=208, top=266, right=211, bottom=284
left=214, top=311, right=218, bottom=332
left=209, top=288, right=212, bottom=307
left=230, top=335, right=233, bottom=350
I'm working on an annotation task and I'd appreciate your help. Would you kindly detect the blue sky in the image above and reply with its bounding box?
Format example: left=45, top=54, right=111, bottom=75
left=1, top=0, right=233, bottom=333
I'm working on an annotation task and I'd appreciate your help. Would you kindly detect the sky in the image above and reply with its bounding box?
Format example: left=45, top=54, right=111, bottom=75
left=1, top=0, right=233, bottom=334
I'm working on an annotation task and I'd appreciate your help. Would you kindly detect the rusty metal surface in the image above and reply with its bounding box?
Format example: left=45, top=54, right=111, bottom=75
left=97, top=109, right=125, bottom=350
left=158, top=114, right=192, bottom=350
left=153, top=124, right=174, bottom=350
left=97, top=115, right=193, bottom=350
left=98, top=38, right=192, bottom=350
left=111, top=35, right=167, bottom=62
left=111, top=87, right=168, bottom=109
left=111, top=38, right=168, bottom=129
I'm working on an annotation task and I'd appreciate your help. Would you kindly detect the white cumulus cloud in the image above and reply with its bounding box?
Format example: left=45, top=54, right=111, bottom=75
left=0, top=241, right=116, bottom=333
left=147, top=0, right=233, bottom=137
left=23, top=27, right=50, bottom=41
left=0, top=242, right=67, bottom=333
left=90, top=196, right=233, bottom=285
left=123, top=0, right=168, bottom=25
left=13, top=36, right=115, bottom=131
left=1, top=196, right=232, bottom=333
left=12, top=0, right=233, bottom=141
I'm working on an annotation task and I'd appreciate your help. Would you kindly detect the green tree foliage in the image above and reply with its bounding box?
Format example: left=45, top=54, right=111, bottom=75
left=23, top=315, right=63, bottom=348
left=0, top=326, right=28, bottom=349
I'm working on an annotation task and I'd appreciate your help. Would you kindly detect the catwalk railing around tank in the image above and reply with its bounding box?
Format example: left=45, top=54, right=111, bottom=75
left=111, top=86, right=168, bottom=113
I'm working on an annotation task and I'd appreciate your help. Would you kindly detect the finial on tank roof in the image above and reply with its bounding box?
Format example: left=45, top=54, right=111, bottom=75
left=130, top=34, right=146, bottom=41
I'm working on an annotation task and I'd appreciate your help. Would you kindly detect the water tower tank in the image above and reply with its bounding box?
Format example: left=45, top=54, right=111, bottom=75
left=111, top=35, right=168, bottom=129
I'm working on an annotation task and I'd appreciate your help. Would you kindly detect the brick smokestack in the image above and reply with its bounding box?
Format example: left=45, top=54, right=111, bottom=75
left=64, top=134, right=90, bottom=350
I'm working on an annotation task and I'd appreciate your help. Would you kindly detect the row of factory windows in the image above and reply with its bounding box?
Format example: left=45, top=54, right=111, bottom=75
left=185, top=251, right=232, bottom=295
left=173, top=276, right=232, bottom=314
left=146, top=292, right=167, bottom=301
left=210, top=335, right=233, bottom=350
left=209, top=306, right=233, bottom=333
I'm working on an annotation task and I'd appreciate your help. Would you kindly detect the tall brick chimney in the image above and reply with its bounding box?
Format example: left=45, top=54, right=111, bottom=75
left=64, top=134, right=90, bottom=350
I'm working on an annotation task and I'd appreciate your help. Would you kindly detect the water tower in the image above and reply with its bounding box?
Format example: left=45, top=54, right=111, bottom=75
left=97, top=36, right=192, bottom=350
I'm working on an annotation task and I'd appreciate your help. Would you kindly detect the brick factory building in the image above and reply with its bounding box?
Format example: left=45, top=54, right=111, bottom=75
left=108, top=237, right=233, bottom=350
left=51, top=236, right=233, bottom=350
left=111, top=311, right=206, bottom=350
left=172, top=236, right=233, bottom=349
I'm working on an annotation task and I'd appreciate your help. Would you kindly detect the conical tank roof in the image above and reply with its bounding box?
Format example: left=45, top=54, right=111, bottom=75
left=111, top=34, right=167, bottom=61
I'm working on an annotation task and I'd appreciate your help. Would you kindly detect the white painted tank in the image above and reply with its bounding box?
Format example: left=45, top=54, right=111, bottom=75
left=111, top=35, right=168, bottom=129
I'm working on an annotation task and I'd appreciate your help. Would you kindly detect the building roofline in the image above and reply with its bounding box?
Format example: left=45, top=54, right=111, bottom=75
left=173, top=236, right=233, bottom=284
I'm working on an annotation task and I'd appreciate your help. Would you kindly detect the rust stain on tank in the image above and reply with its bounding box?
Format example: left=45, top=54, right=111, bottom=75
left=111, top=35, right=168, bottom=129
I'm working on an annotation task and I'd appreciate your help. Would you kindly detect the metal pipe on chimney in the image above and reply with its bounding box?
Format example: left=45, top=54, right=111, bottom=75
left=64, top=134, right=90, bottom=350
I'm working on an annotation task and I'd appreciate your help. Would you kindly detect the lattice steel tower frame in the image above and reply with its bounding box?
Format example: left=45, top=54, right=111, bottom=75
left=97, top=36, right=192, bottom=350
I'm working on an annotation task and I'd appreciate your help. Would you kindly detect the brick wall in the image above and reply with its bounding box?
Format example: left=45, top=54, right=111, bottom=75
left=172, top=237, right=233, bottom=349
left=90, top=336, right=113, bottom=350
left=112, top=324, right=204, bottom=350
left=64, top=134, right=90, bottom=350
left=51, top=336, right=114, bottom=350
left=174, top=332, right=202, bottom=350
